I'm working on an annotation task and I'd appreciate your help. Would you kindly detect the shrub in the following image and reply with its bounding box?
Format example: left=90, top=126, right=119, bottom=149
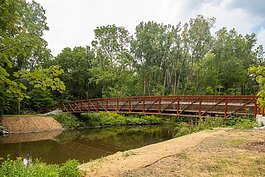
left=53, top=113, right=83, bottom=127
left=225, top=116, right=257, bottom=129
left=59, top=160, right=81, bottom=177
left=174, top=122, right=192, bottom=137
left=174, top=116, right=257, bottom=138
left=81, top=112, right=163, bottom=126
left=0, top=158, right=82, bottom=177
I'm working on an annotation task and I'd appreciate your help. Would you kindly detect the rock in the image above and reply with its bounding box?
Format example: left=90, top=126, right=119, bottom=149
left=0, top=125, right=9, bottom=134
left=253, top=126, right=265, bottom=130
left=256, top=114, right=265, bottom=125
left=40, top=109, right=62, bottom=116
left=260, top=126, right=265, bottom=130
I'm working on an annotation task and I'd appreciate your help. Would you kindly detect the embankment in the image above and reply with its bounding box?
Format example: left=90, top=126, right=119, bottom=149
left=79, top=129, right=226, bottom=176
left=1, top=115, right=63, bottom=134
left=80, top=128, right=265, bottom=177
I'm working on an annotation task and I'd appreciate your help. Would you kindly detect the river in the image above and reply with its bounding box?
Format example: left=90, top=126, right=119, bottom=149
left=0, top=125, right=174, bottom=164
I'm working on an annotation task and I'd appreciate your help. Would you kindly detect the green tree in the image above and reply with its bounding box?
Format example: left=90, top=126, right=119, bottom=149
left=181, top=15, right=215, bottom=94
left=0, top=0, right=64, bottom=115
left=209, top=28, right=258, bottom=94
left=53, top=46, right=99, bottom=100
left=248, top=65, right=265, bottom=106
left=90, top=25, right=136, bottom=97
left=132, top=22, right=176, bottom=95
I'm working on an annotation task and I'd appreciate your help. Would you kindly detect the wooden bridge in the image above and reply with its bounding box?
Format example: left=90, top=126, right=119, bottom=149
left=60, top=95, right=259, bottom=119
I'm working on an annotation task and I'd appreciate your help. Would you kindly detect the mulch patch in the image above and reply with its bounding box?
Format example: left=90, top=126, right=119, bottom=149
left=242, top=141, right=265, bottom=153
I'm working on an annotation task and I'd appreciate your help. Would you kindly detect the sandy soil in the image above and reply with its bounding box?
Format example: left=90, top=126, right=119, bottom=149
left=1, top=115, right=63, bottom=133
left=79, top=128, right=265, bottom=177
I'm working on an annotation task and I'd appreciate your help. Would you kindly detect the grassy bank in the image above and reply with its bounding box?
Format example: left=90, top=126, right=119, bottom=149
left=173, top=116, right=257, bottom=137
left=53, top=112, right=163, bottom=128
left=53, top=112, right=258, bottom=137
left=0, top=158, right=82, bottom=177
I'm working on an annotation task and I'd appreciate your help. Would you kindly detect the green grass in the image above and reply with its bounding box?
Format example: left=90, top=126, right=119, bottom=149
left=122, top=150, right=136, bottom=157
left=227, top=138, right=247, bottom=146
left=0, top=158, right=82, bottom=177
left=174, top=116, right=257, bottom=138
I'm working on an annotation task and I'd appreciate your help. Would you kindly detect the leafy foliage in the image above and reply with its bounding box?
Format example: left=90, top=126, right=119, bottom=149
left=248, top=65, right=265, bottom=107
left=174, top=116, right=257, bottom=137
left=53, top=112, right=162, bottom=128
left=0, top=158, right=82, bottom=177
left=53, top=113, right=83, bottom=127
left=0, top=0, right=64, bottom=115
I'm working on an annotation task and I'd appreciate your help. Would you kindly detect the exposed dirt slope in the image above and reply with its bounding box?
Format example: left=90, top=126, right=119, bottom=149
left=124, top=129, right=265, bottom=177
left=2, top=116, right=63, bottom=133
left=79, top=129, right=227, bottom=177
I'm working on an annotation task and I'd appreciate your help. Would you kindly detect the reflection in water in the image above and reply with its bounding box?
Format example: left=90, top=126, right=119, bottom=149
left=0, top=125, right=174, bottom=164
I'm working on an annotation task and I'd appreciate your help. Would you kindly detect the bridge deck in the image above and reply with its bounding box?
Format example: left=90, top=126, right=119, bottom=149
left=60, top=95, right=258, bottom=118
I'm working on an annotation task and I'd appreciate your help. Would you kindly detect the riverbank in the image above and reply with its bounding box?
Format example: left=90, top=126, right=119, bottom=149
left=79, top=128, right=265, bottom=177
left=1, top=115, right=63, bottom=134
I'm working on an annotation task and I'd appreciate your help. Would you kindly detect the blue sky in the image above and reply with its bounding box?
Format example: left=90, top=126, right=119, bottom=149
left=35, top=0, right=265, bottom=55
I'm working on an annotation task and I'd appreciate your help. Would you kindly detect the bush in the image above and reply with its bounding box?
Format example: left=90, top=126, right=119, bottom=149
left=174, top=122, right=192, bottom=137
left=81, top=112, right=163, bottom=126
left=174, top=116, right=257, bottom=138
left=59, top=160, right=81, bottom=177
left=225, top=116, right=257, bottom=129
left=53, top=113, right=83, bottom=127
left=0, top=158, right=82, bottom=177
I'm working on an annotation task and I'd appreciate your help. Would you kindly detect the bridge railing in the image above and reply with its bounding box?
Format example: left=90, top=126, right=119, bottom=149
left=60, top=95, right=258, bottom=118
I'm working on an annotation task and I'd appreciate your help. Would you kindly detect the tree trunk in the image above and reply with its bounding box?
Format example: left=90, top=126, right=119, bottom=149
left=17, top=100, right=21, bottom=115
left=173, top=69, right=177, bottom=95
left=143, top=71, right=147, bottom=95
left=163, top=70, right=167, bottom=96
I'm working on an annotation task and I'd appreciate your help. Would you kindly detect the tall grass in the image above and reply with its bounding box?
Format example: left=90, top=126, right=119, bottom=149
left=174, top=116, right=257, bottom=137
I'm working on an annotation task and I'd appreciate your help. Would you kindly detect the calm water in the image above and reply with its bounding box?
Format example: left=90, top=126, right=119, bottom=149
left=0, top=125, right=174, bottom=164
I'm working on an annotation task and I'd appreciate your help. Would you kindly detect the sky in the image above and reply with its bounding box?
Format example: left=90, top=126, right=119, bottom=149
left=35, top=0, right=265, bottom=56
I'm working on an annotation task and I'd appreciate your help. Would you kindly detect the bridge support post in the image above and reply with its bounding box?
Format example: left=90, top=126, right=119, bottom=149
left=177, top=97, right=180, bottom=116
left=158, top=97, right=161, bottom=113
left=224, top=98, right=228, bottom=119
left=116, top=98, right=119, bottom=112
left=129, top=98, right=131, bottom=112
left=199, top=97, right=202, bottom=118
left=142, top=97, right=145, bottom=113
left=96, top=99, right=99, bottom=112
left=106, top=99, right=108, bottom=112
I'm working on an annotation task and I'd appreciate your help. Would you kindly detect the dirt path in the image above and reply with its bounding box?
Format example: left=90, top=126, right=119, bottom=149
left=79, top=129, right=228, bottom=177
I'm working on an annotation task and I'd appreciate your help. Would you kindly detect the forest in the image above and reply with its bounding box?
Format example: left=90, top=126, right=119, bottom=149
left=1, top=0, right=265, bottom=114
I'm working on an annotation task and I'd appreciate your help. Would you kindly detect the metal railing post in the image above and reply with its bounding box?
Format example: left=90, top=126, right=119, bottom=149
left=224, top=97, right=228, bottom=119
left=199, top=96, right=202, bottom=117
left=158, top=97, right=161, bottom=113
left=96, top=99, right=99, bottom=112
left=116, top=98, right=119, bottom=112
left=142, top=97, right=145, bottom=113
left=129, top=98, right=131, bottom=112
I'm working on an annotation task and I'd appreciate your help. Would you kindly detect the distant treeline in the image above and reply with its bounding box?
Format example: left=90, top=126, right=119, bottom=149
left=1, top=0, right=264, bottom=114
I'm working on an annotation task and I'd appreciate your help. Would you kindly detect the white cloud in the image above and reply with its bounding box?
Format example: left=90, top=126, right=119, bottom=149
left=257, top=28, right=265, bottom=46
left=35, top=0, right=265, bottom=55
left=198, top=0, right=264, bottom=34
